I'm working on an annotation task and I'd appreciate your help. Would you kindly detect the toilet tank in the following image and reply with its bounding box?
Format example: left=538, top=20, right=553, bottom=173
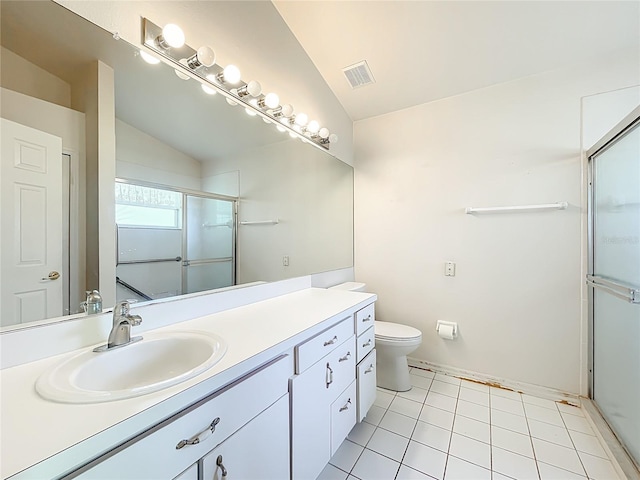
left=329, top=282, right=367, bottom=292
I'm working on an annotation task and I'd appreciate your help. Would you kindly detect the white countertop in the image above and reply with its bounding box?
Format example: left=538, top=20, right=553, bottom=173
left=0, top=288, right=376, bottom=479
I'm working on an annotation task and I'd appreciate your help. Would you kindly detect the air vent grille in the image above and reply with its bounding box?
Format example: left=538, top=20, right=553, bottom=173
left=342, top=61, right=375, bottom=89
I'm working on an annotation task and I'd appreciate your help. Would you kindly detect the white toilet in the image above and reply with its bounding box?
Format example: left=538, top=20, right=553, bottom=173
left=330, top=282, right=422, bottom=392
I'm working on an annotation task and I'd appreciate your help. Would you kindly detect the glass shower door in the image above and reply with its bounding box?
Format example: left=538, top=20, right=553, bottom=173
left=588, top=114, right=640, bottom=466
left=182, top=195, right=236, bottom=294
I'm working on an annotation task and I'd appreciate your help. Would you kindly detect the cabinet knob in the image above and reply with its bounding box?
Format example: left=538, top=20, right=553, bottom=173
left=323, top=335, right=338, bottom=347
left=338, top=352, right=351, bottom=362
left=362, top=339, right=372, bottom=348
left=362, top=315, right=372, bottom=322
left=365, top=364, right=374, bottom=374
left=216, top=455, right=228, bottom=478
left=175, top=417, right=220, bottom=449
left=326, top=363, right=334, bottom=388
left=339, top=398, right=352, bottom=412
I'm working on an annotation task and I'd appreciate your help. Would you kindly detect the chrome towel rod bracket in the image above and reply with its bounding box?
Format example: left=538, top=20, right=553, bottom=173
left=465, top=201, right=568, bottom=214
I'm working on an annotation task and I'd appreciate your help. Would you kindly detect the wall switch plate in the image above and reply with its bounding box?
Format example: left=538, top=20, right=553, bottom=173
left=445, top=261, right=456, bottom=276
left=283, top=255, right=289, bottom=266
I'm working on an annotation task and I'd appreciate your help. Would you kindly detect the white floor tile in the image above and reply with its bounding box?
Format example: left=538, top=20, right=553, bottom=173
left=490, top=387, right=522, bottom=401
left=363, top=405, right=386, bottom=426
left=347, top=421, right=377, bottom=446
left=492, top=472, right=517, bottom=480
left=532, top=438, right=585, bottom=475
left=445, top=456, right=491, bottom=480
left=425, top=391, right=458, bottom=413
left=492, top=446, right=539, bottom=480
left=459, top=379, right=490, bottom=393
left=458, top=386, right=490, bottom=407
left=449, top=432, right=491, bottom=469
left=317, top=463, right=349, bottom=480
left=527, top=418, right=573, bottom=448
left=380, top=410, right=418, bottom=438
left=402, top=441, right=448, bottom=480
left=419, top=405, right=455, bottom=430
left=568, top=430, right=608, bottom=459
left=430, top=380, right=461, bottom=398
left=491, top=395, right=525, bottom=416
left=330, top=439, right=364, bottom=472
left=367, top=427, right=410, bottom=462
left=522, top=394, right=558, bottom=410
left=537, top=462, right=588, bottom=480
left=396, top=464, right=435, bottom=480
left=524, top=403, right=564, bottom=427
left=351, top=448, right=400, bottom=480
left=456, top=399, right=490, bottom=423
left=578, top=451, right=621, bottom=480
left=410, top=374, right=434, bottom=390
left=491, top=408, right=530, bottom=435
left=491, top=425, right=535, bottom=458
left=411, top=420, right=452, bottom=452
left=453, top=415, right=491, bottom=444
left=347, top=477, right=359, bottom=480
left=435, top=373, right=461, bottom=385
left=556, top=402, right=584, bottom=417
left=389, top=396, right=423, bottom=419
left=561, top=412, right=594, bottom=435
left=398, top=386, right=429, bottom=404
left=411, top=368, right=435, bottom=379
left=374, top=389, right=396, bottom=409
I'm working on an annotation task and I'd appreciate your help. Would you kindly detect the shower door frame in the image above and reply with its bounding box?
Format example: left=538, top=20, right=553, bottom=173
left=586, top=105, right=640, bottom=473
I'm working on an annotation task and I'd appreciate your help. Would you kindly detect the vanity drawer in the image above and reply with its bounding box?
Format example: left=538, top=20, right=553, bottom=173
left=296, top=316, right=354, bottom=373
left=355, top=303, right=375, bottom=336
left=330, top=381, right=357, bottom=456
left=77, top=356, right=290, bottom=480
left=357, top=325, right=375, bottom=363
left=357, top=349, right=377, bottom=423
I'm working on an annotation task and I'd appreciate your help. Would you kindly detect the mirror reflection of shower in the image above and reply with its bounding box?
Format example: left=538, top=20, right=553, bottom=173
left=115, top=181, right=236, bottom=302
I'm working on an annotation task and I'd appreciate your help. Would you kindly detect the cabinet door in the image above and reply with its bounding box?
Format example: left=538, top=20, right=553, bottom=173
left=201, top=394, right=289, bottom=480
left=173, top=464, right=197, bottom=480
left=330, top=381, right=357, bottom=456
left=357, top=349, right=377, bottom=423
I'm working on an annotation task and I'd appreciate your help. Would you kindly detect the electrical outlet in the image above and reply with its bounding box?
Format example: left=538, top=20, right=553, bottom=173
left=283, top=255, right=289, bottom=267
left=445, top=261, right=456, bottom=276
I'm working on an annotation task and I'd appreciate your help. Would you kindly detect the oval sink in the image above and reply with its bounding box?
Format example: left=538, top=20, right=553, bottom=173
left=36, top=331, right=227, bottom=403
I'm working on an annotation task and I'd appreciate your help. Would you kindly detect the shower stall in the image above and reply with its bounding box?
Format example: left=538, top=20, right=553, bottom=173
left=586, top=105, right=640, bottom=473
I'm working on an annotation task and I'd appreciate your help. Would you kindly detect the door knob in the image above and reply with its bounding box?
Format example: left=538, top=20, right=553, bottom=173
left=41, top=271, right=60, bottom=281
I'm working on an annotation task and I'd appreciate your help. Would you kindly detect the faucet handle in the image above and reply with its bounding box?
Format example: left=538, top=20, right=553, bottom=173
left=114, top=301, right=131, bottom=316
left=128, top=315, right=142, bottom=326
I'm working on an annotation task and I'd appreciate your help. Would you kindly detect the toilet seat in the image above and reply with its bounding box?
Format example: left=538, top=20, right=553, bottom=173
left=375, top=321, right=422, bottom=341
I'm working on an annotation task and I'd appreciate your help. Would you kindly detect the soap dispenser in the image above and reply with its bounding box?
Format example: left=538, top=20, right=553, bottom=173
left=81, top=290, right=103, bottom=315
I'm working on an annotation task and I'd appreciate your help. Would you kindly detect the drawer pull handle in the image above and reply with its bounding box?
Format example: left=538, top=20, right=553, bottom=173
left=365, top=364, right=374, bottom=374
left=216, top=455, right=228, bottom=478
left=326, top=363, right=334, bottom=388
left=323, top=335, right=338, bottom=347
left=362, top=339, right=372, bottom=348
left=339, top=399, right=352, bottom=412
left=175, top=417, right=220, bottom=449
left=339, top=352, right=351, bottom=362
left=362, top=314, right=372, bottom=322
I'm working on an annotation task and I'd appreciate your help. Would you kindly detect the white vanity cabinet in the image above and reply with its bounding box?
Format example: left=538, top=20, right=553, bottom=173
left=355, top=303, right=376, bottom=422
left=73, top=356, right=290, bottom=480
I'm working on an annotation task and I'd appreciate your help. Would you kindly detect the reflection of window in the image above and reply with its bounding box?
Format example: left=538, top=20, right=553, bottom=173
left=115, top=183, right=182, bottom=228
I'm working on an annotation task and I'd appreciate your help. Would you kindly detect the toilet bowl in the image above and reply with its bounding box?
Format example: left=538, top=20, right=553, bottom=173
left=329, top=282, right=423, bottom=392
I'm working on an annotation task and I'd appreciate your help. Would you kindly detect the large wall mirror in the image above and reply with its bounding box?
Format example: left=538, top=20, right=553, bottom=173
left=0, top=1, right=353, bottom=330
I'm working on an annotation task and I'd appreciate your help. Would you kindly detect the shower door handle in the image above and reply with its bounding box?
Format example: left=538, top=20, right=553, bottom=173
left=586, top=275, right=639, bottom=304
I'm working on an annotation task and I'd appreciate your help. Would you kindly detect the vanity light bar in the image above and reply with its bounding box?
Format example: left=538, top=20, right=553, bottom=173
left=141, top=18, right=336, bottom=150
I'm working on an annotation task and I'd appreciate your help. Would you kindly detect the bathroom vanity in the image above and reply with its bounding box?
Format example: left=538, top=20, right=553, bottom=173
left=0, top=286, right=376, bottom=480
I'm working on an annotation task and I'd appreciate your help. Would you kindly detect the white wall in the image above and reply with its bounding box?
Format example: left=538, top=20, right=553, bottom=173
left=354, top=49, right=639, bottom=395
left=55, top=0, right=354, bottom=165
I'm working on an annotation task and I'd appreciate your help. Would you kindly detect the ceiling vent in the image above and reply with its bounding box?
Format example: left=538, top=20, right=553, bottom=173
left=342, top=60, right=375, bottom=89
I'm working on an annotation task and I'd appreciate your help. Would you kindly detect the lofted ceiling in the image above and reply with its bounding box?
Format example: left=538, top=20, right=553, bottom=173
left=273, top=1, right=640, bottom=121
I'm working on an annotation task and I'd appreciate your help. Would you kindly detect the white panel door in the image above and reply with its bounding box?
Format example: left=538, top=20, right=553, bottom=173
left=1, top=118, right=63, bottom=326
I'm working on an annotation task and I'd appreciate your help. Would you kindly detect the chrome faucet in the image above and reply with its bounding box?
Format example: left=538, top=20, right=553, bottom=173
left=93, top=301, right=143, bottom=352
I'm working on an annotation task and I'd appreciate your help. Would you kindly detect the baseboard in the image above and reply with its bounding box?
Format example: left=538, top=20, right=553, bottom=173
left=407, top=357, right=581, bottom=405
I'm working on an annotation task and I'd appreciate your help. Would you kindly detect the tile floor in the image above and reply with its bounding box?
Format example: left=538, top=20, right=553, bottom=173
left=317, top=368, right=620, bottom=480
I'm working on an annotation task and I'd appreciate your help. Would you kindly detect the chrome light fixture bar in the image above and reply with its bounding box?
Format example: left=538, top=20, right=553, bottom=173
left=141, top=18, right=337, bottom=150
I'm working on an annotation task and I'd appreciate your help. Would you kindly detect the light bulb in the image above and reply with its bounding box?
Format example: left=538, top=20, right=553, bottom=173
left=293, top=124, right=302, bottom=133
left=319, top=127, right=330, bottom=139
left=140, top=50, right=160, bottom=64
left=294, top=113, right=308, bottom=126
left=307, top=120, right=320, bottom=134
left=174, top=59, right=190, bottom=80
left=246, top=81, right=262, bottom=97
left=223, top=65, right=241, bottom=84
left=160, top=24, right=185, bottom=48
left=289, top=132, right=297, bottom=138
left=280, top=104, right=294, bottom=117
left=245, top=107, right=257, bottom=116
left=277, top=125, right=287, bottom=132
left=226, top=98, right=238, bottom=106
left=187, top=45, right=215, bottom=69
left=328, top=134, right=339, bottom=144
left=201, top=81, right=217, bottom=95
left=263, top=118, right=271, bottom=124
left=263, top=93, right=280, bottom=109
